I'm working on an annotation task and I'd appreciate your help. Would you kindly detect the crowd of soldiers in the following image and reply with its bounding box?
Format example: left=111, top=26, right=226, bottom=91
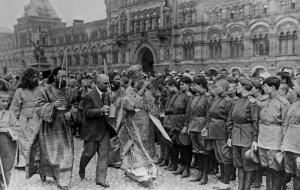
left=0, top=65, right=300, bottom=190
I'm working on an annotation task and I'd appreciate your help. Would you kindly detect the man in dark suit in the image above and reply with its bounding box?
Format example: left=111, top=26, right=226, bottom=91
left=79, top=74, right=117, bottom=188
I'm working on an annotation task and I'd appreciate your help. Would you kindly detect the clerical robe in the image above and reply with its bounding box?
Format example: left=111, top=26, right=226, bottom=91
left=9, top=87, right=42, bottom=177
left=36, top=85, right=74, bottom=187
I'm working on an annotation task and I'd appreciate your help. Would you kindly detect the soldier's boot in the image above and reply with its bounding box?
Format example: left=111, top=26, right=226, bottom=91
left=181, top=165, right=190, bottom=178
left=217, top=164, right=225, bottom=182
left=237, top=168, right=244, bottom=190
left=215, top=164, right=232, bottom=190
left=244, top=171, right=253, bottom=190
left=273, top=170, right=284, bottom=190
left=173, top=164, right=184, bottom=175
left=251, top=167, right=262, bottom=188
left=190, top=154, right=202, bottom=182
left=199, top=155, right=209, bottom=185
left=266, top=168, right=274, bottom=190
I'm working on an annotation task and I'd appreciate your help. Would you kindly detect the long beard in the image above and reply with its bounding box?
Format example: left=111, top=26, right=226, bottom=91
left=28, top=80, right=39, bottom=89
left=55, top=79, right=66, bottom=89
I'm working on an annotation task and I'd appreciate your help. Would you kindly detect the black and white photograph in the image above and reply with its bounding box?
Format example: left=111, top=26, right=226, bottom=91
left=0, top=0, right=300, bottom=189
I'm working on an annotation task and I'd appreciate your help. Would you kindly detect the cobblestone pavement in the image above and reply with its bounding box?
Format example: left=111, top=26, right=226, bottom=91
left=9, top=138, right=291, bottom=190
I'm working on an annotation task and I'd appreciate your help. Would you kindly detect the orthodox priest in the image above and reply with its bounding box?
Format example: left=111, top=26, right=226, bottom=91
left=116, top=65, right=158, bottom=186
left=36, top=67, right=74, bottom=190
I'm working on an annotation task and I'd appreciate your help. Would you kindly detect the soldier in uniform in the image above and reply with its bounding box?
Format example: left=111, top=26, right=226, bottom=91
left=187, top=77, right=212, bottom=185
left=227, top=78, right=259, bottom=190
left=204, top=79, right=233, bottom=189
left=250, top=79, right=265, bottom=188
left=282, top=76, right=300, bottom=190
left=170, top=77, right=193, bottom=178
left=258, top=76, right=289, bottom=190
left=161, top=79, right=179, bottom=170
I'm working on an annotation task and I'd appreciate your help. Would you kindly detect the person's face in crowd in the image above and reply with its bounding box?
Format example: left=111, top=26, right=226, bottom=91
left=232, top=70, right=240, bottom=77
left=0, top=94, right=9, bottom=110
left=180, top=82, right=189, bottom=92
left=220, top=71, right=227, bottom=78
left=167, top=84, right=177, bottom=93
left=251, top=86, right=260, bottom=97
left=133, top=78, right=145, bottom=91
left=236, top=82, right=245, bottom=94
left=262, top=83, right=273, bottom=95
left=215, top=81, right=226, bottom=96
left=283, top=68, right=294, bottom=78
left=189, top=83, right=197, bottom=94
left=120, top=77, right=129, bottom=89
left=293, top=79, right=300, bottom=96
left=112, top=74, right=121, bottom=88
left=54, top=70, right=67, bottom=89
left=279, top=79, right=289, bottom=95
left=191, top=83, right=206, bottom=94
left=29, top=73, right=39, bottom=89
left=82, top=80, right=87, bottom=87
left=96, top=76, right=110, bottom=92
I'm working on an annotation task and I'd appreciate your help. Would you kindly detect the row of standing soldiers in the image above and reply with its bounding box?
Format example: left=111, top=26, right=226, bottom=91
left=156, top=73, right=300, bottom=190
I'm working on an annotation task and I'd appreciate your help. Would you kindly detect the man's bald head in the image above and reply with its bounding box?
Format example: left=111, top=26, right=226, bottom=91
left=96, top=74, right=109, bottom=82
left=96, top=74, right=110, bottom=92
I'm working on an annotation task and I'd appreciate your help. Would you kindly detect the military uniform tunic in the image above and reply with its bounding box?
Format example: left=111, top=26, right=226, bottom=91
left=282, top=101, right=300, bottom=176
left=258, top=94, right=289, bottom=170
left=186, top=93, right=212, bottom=154
left=227, top=96, right=259, bottom=171
left=227, top=96, right=259, bottom=147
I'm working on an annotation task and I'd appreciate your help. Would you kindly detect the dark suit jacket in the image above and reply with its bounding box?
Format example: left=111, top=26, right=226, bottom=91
left=81, top=88, right=117, bottom=141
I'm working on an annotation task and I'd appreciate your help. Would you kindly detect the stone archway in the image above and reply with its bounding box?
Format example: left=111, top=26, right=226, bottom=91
left=136, top=47, right=155, bottom=74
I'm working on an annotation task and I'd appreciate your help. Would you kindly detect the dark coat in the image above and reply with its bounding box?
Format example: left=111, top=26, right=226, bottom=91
left=81, top=88, right=117, bottom=141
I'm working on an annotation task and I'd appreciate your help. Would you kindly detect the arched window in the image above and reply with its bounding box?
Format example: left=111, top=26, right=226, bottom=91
left=217, top=39, right=222, bottom=58
left=182, top=30, right=195, bottom=60
left=67, top=50, right=72, bottom=66
left=230, top=38, right=235, bottom=58
left=252, top=33, right=269, bottom=56
left=230, top=10, right=234, bottom=19
left=240, top=37, right=244, bottom=57
left=58, top=50, right=64, bottom=66
left=91, top=31, right=98, bottom=41
left=82, top=47, right=89, bottom=65
left=91, top=47, right=98, bottom=65
left=183, top=42, right=194, bottom=60
left=265, top=34, right=269, bottom=55
left=279, top=32, right=285, bottom=54
left=292, top=31, right=297, bottom=54
left=120, top=13, right=127, bottom=34
left=74, top=48, right=80, bottom=65
left=291, top=0, right=296, bottom=9
left=209, top=40, right=214, bottom=59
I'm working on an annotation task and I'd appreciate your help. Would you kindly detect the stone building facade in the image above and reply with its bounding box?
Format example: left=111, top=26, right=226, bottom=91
left=0, top=0, right=300, bottom=76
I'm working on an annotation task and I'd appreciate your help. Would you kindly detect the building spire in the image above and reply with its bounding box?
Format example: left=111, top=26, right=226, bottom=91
left=24, top=0, right=59, bottom=19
